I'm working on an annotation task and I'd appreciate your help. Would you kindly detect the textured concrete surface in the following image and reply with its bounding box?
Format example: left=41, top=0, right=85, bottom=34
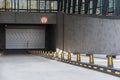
left=64, top=15, right=120, bottom=55
left=0, top=55, right=119, bottom=80
left=56, top=13, right=120, bottom=55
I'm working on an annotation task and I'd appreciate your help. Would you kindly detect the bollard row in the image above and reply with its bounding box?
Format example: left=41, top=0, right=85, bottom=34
left=28, top=50, right=120, bottom=77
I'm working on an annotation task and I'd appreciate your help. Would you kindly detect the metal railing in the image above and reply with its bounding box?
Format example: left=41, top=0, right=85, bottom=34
left=0, top=0, right=58, bottom=12
left=0, top=0, right=120, bottom=16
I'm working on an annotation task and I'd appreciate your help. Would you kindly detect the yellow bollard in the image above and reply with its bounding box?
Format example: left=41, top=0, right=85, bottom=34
left=77, top=54, right=81, bottom=62
left=68, top=52, right=71, bottom=61
left=61, top=52, right=64, bottom=59
left=47, top=51, right=48, bottom=56
left=37, top=51, right=38, bottom=54
left=44, top=51, right=45, bottom=55
left=42, top=51, right=44, bottom=55
left=89, top=54, right=94, bottom=64
left=52, top=52, right=55, bottom=57
left=39, top=51, right=40, bottom=54
left=45, top=51, right=47, bottom=55
left=47, top=51, right=49, bottom=56
left=48, top=51, right=50, bottom=56
left=56, top=52, right=59, bottom=58
left=40, top=51, right=42, bottom=54
left=108, top=55, right=113, bottom=68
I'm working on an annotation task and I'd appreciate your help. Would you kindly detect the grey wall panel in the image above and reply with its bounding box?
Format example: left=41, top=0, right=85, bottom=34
left=0, top=12, right=15, bottom=23
left=0, top=12, right=56, bottom=24
left=63, top=15, right=120, bottom=55
left=6, top=28, right=45, bottom=49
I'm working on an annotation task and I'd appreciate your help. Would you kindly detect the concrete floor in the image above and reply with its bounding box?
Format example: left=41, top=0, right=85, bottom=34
left=0, top=55, right=119, bottom=80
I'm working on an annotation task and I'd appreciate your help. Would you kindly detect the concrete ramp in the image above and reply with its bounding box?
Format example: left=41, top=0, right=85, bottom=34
left=0, top=55, right=119, bottom=80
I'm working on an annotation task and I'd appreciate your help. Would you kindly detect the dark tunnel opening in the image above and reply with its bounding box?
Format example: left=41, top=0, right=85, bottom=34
left=0, top=24, right=56, bottom=55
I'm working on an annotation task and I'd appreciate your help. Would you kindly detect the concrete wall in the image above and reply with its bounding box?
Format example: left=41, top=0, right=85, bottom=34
left=56, top=13, right=64, bottom=51
left=56, top=13, right=120, bottom=55
left=0, top=12, right=56, bottom=24
left=1, top=12, right=120, bottom=55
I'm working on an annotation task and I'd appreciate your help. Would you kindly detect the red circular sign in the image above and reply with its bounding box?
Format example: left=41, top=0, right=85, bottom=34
left=40, top=16, right=48, bottom=24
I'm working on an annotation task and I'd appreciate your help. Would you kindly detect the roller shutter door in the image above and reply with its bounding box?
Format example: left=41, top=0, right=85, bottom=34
left=6, top=29, right=45, bottom=49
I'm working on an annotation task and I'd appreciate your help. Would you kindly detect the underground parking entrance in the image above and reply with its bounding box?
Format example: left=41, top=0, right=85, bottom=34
left=0, top=24, right=56, bottom=55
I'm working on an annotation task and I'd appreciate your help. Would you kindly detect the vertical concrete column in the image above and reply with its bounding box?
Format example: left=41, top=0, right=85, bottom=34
left=89, top=54, right=94, bottom=64
left=107, top=55, right=113, bottom=68
left=68, top=52, right=71, bottom=61
left=77, top=54, right=81, bottom=62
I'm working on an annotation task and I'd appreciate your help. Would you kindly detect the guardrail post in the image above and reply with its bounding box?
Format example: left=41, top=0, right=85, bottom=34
left=89, top=54, right=94, bottom=64
left=107, top=55, right=113, bottom=68
left=77, top=54, right=81, bottom=62
left=68, top=52, right=71, bottom=61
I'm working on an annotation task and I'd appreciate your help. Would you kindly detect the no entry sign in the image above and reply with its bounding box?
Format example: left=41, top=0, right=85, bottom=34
left=40, top=16, right=48, bottom=24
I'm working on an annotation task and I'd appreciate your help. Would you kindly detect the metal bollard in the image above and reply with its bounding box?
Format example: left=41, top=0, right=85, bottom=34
left=55, top=52, right=59, bottom=58
left=46, top=51, right=48, bottom=56
left=68, top=52, right=71, bottom=61
left=107, top=55, right=113, bottom=68
left=52, top=52, right=55, bottom=57
left=89, top=54, right=94, bottom=64
left=77, top=54, right=81, bottom=62
left=61, top=52, right=64, bottom=59
left=48, top=51, right=50, bottom=56
left=45, top=51, right=47, bottom=56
